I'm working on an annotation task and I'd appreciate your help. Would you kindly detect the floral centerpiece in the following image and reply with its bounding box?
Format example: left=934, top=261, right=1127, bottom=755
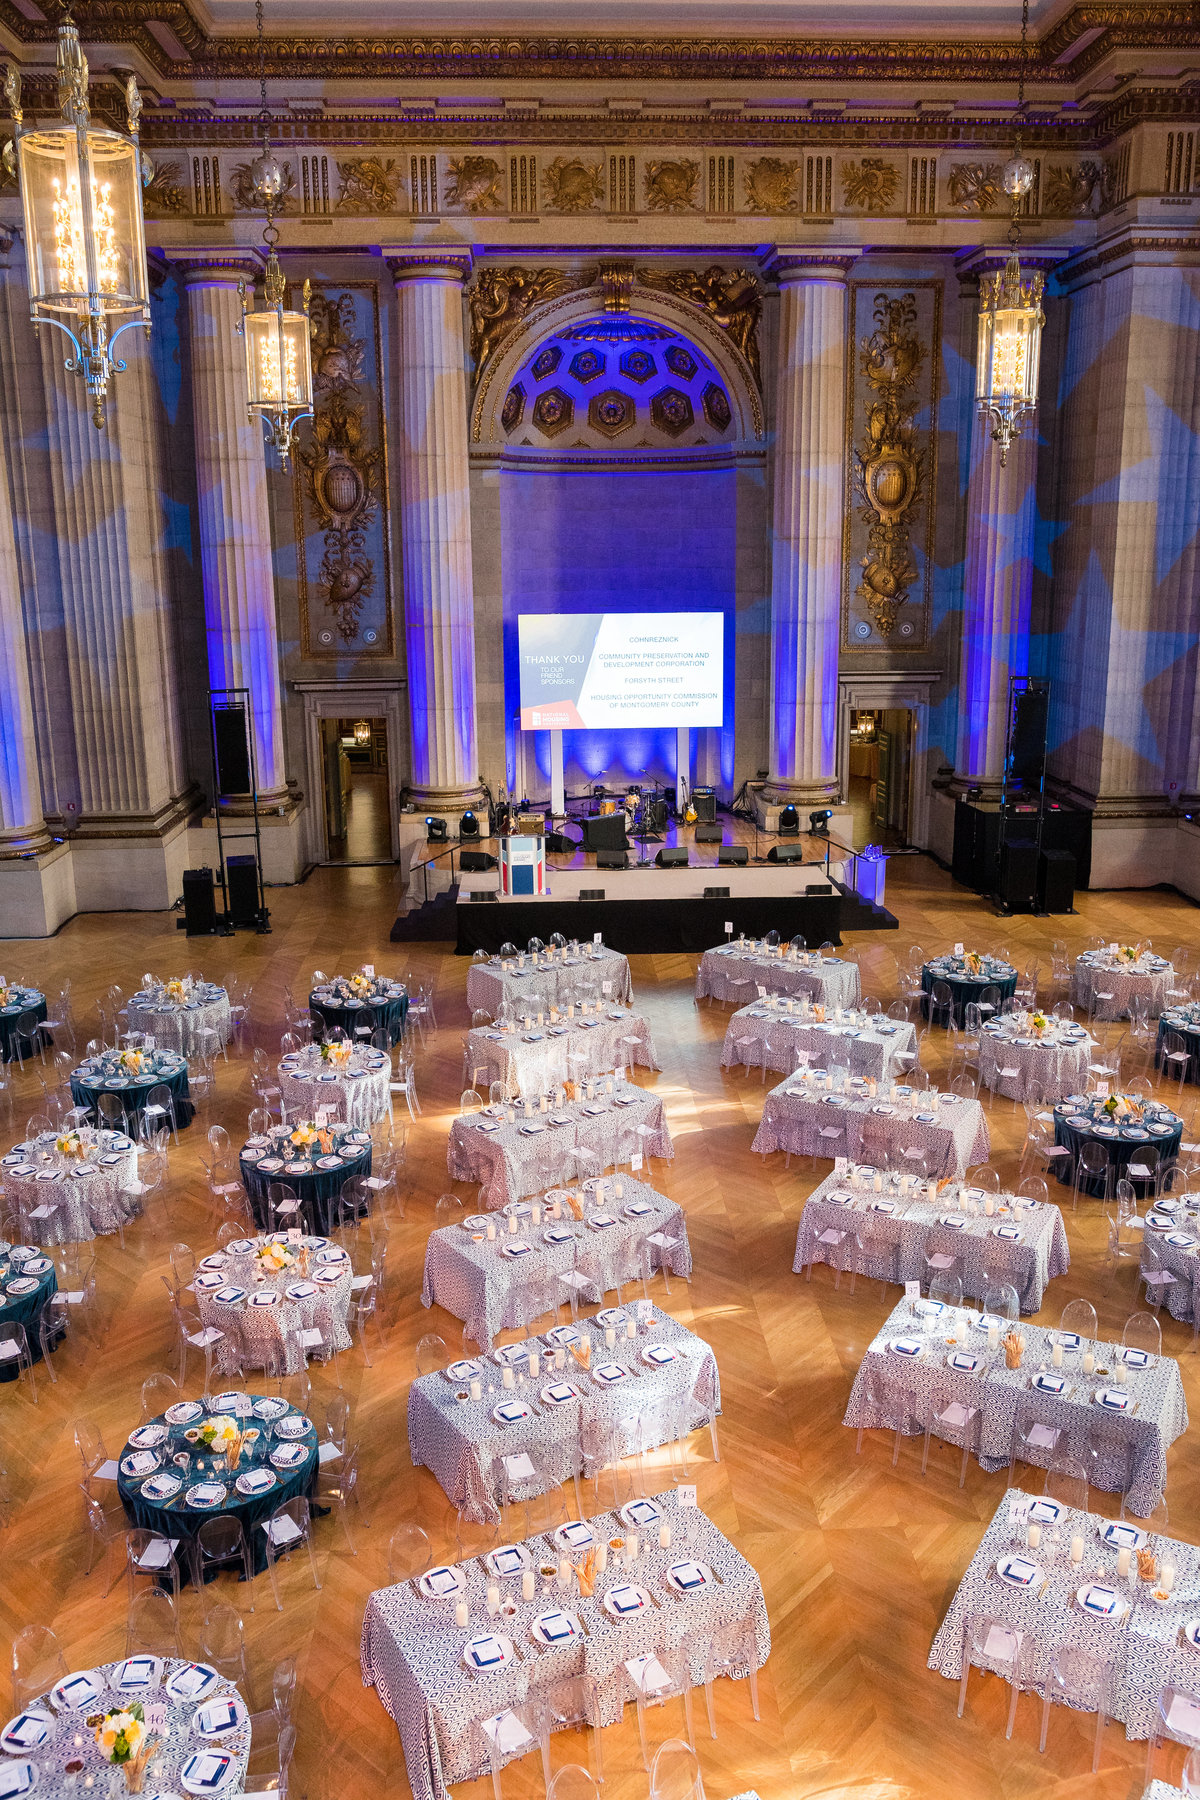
left=1101, top=1093, right=1140, bottom=1120
left=56, top=1127, right=86, bottom=1158
left=1028, top=1011, right=1049, bottom=1039
left=349, top=970, right=375, bottom=997
left=1115, top=943, right=1144, bottom=965
left=94, top=1703, right=153, bottom=1790
left=320, top=1040, right=353, bottom=1068
left=0, top=985, right=12, bottom=1007
left=256, top=1240, right=295, bottom=1274
left=186, top=1412, right=258, bottom=1470
left=290, top=1121, right=319, bottom=1150
left=962, top=951, right=985, bottom=976
left=116, top=1047, right=146, bottom=1076
left=165, top=976, right=190, bottom=1004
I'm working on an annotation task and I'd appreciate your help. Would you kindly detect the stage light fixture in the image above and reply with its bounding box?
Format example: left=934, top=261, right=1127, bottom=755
left=426, top=815, right=447, bottom=843
left=459, top=809, right=480, bottom=841
left=809, top=809, right=833, bottom=836
left=777, top=804, right=800, bottom=836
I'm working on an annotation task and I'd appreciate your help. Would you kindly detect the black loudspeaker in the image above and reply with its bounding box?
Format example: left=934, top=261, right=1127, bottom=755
left=545, top=831, right=577, bottom=854
left=718, top=844, right=749, bottom=866
left=997, top=837, right=1040, bottom=911
left=212, top=705, right=252, bottom=797
left=181, top=866, right=217, bottom=935
left=578, top=888, right=605, bottom=900
left=1010, top=687, right=1050, bottom=787
left=692, top=788, right=716, bottom=823
left=582, top=814, right=628, bottom=853
left=952, top=800, right=1002, bottom=893
left=470, top=891, right=498, bottom=903
left=694, top=822, right=722, bottom=843
left=656, top=847, right=688, bottom=867
left=226, top=854, right=261, bottom=926
left=460, top=850, right=496, bottom=872
left=805, top=881, right=835, bottom=895
left=703, top=886, right=730, bottom=899
left=767, top=842, right=805, bottom=864
left=1039, top=848, right=1076, bottom=912
left=596, top=850, right=627, bottom=870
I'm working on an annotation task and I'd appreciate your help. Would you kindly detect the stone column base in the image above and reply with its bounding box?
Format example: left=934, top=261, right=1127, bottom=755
left=753, top=786, right=846, bottom=833
left=0, top=840, right=77, bottom=937
left=405, top=784, right=488, bottom=814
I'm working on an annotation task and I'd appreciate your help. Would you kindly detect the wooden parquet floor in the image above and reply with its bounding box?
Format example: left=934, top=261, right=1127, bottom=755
left=3, top=854, right=1200, bottom=1800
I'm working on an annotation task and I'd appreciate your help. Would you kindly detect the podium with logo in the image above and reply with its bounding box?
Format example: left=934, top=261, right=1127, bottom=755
left=499, top=834, right=546, bottom=897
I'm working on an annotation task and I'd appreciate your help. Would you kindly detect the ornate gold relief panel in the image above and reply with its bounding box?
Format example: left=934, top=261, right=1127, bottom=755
left=292, top=281, right=394, bottom=658
left=842, top=281, right=940, bottom=652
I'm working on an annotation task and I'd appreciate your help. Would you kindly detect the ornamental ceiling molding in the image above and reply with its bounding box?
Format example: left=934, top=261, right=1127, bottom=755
left=0, top=1, right=1196, bottom=85
left=1055, top=229, right=1200, bottom=282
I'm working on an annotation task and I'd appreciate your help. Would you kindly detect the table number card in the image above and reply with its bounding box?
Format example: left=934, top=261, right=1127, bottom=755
left=602, top=982, right=612, bottom=997
left=905, top=1281, right=920, bottom=1303
left=631, top=1153, right=643, bottom=1172
left=363, top=964, right=374, bottom=977
left=676, top=1484, right=698, bottom=1509
left=593, top=933, right=602, bottom=945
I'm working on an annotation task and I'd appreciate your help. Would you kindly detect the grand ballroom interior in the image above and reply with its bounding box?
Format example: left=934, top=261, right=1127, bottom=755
left=1, top=0, right=1200, bottom=1797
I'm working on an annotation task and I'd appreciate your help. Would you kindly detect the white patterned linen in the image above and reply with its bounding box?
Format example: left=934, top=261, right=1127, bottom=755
left=721, top=1004, right=914, bottom=1081
left=751, top=1077, right=990, bottom=1177
left=194, top=1233, right=354, bottom=1374
left=361, top=1494, right=770, bottom=1800
left=793, top=1169, right=1069, bottom=1313
left=929, top=1490, right=1200, bottom=1741
left=977, top=1016, right=1094, bottom=1102
left=1, top=1128, right=139, bottom=1245
left=408, top=1304, right=719, bottom=1521
left=126, top=981, right=231, bottom=1054
left=278, top=1044, right=391, bottom=1129
left=697, top=944, right=860, bottom=1008
left=467, top=947, right=632, bottom=1016
left=849, top=1300, right=1186, bottom=1518
left=1139, top=1211, right=1200, bottom=1324
left=466, top=1012, right=659, bottom=1099
left=448, top=1086, right=674, bottom=1210
left=1071, top=951, right=1174, bottom=1021
left=421, top=1176, right=691, bottom=1348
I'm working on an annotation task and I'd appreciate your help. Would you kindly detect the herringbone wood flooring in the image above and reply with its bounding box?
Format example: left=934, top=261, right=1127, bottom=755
left=2, top=854, right=1199, bottom=1800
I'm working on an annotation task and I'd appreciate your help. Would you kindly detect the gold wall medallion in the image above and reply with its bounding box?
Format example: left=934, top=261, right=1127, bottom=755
left=947, top=162, right=1003, bottom=212
left=543, top=156, right=605, bottom=212
left=444, top=156, right=504, bottom=213
left=637, top=264, right=762, bottom=388
left=743, top=158, right=800, bottom=213
left=644, top=159, right=700, bottom=212
left=468, top=265, right=588, bottom=383
left=335, top=158, right=399, bottom=214
left=841, top=158, right=899, bottom=211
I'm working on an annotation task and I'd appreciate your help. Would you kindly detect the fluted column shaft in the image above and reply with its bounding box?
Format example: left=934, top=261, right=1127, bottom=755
left=177, top=256, right=288, bottom=799
left=955, top=426, right=1037, bottom=786
left=0, top=248, right=48, bottom=851
left=765, top=254, right=853, bottom=805
left=389, top=252, right=483, bottom=807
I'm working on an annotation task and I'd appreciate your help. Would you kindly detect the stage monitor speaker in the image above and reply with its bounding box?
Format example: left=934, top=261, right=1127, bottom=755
left=596, top=850, right=627, bottom=870
left=460, top=850, right=496, bottom=872
left=717, top=844, right=748, bottom=866
left=212, top=705, right=252, bottom=797
left=181, top=866, right=217, bottom=935
left=692, top=788, right=716, bottom=823
left=225, top=853, right=261, bottom=927
left=545, top=831, right=577, bottom=854
left=694, top=822, right=722, bottom=843
left=767, top=842, right=805, bottom=864
left=656, top=847, right=688, bottom=867
left=578, top=888, right=605, bottom=900
left=997, top=837, right=1040, bottom=911
left=469, top=891, right=498, bottom=903
left=805, top=882, right=834, bottom=895
left=1038, top=848, right=1076, bottom=913
left=582, top=814, right=628, bottom=853
left=703, top=886, right=730, bottom=899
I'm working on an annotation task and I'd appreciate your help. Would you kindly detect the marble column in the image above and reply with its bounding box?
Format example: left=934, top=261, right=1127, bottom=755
left=763, top=252, right=856, bottom=808
left=174, top=253, right=290, bottom=801
left=387, top=250, right=484, bottom=808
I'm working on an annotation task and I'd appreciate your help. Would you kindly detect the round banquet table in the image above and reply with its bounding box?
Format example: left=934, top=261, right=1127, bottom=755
left=0, top=1242, right=58, bottom=1375
left=0, top=984, right=46, bottom=1061
left=309, top=981, right=408, bottom=1046
left=1052, top=1095, right=1183, bottom=1196
left=1157, top=1005, right=1200, bottom=1084
left=69, top=1048, right=194, bottom=1131
left=1070, top=950, right=1174, bottom=1021
left=1, top=1127, right=138, bottom=1245
left=125, top=979, right=232, bottom=1055
left=192, top=1233, right=354, bottom=1376
left=278, top=1044, right=391, bottom=1129
left=921, top=957, right=1018, bottom=1028
left=117, top=1394, right=319, bottom=1577
left=239, top=1127, right=373, bottom=1234
left=977, top=1017, right=1093, bottom=1102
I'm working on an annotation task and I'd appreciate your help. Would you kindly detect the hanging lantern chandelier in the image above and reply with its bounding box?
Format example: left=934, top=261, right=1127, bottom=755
left=236, top=0, right=313, bottom=467
left=353, top=719, right=371, bottom=747
left=3, top=6, right=151, bottom=427
left=975, top=0, right=1045, bottom=466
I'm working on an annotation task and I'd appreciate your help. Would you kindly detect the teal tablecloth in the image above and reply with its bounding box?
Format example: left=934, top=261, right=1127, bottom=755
left=1053, top=1095, right=1183, bottom=1195
left=0, top=1244, right=59, bottom=1375
left=0, top=987, right=47, bottom=1062
left=70, top=1050, right=194, bottom=1130
left=921, top=958, right=1018, bottom=1028
left=239, top=1131, right=373, bottom=1233
left=309, top=986, right=408, bottom=1046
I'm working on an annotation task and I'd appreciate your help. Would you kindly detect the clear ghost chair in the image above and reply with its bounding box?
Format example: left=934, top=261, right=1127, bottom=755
left=957, top=1612, right=1036, bottom=1740
left=1039, top=1645, right=1113, bottom=1772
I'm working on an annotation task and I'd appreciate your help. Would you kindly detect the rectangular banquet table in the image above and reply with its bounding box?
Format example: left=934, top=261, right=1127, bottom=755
left=722, top=1005, right=915, bottom=1081
left=752, top=1079, right=990, bottom=1178
left=467, top=947, right=633, bottom=1015
left=361, top=1492, right=770, bottom=1800
left=421, top=1177, right=691, bottom=1349
left=697, top=945, right=860, bottom=1009
left=847, top=1298, right=1187, bottom=1519
left=448, top=1085, right=674, bottom=1210
left=467, top=1011, right=660, bottom=1098
left=1138, top=1207, right=1200, bottom=1325
left=928, top=1488, right=1200, bottom=1742
left=408, top=1303, right=719, bottom=1521
left=793, top=1169, right=1069, bottom=1314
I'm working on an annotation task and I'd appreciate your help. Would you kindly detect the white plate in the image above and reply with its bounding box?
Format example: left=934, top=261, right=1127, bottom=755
left=185, top=1484, right=228, bottom=1509
left=889, top=1338, right=924, bottom=1359
left=1077, top=1583, right=1126, bottom=1619
left=446, top=1359, right=483, bottom=1382
left=492, top=1400, right=532, bottom=1425
left=419, top=1564, right=466, bottom=1598
left=553, top=1520, right=595, bottom=1551
left=0, top=1762, right=35, bottom=1800
left=1028, top=1498, right=1063, bottom=1525
left=49, top=1670, right=103, bottom=1712
left=269, top=1445, right=308, bottom=1470
left=165, top=1401, right=204, bottom=1425
left=121, top=1451, right=162, bottom=1478
left=179, top=1750, right=239, bottom=1795
left=128, top=1424, right=169, bottom=1449
left=531, top=1608, right=581, bottom=1646
left=141, top=1473, right=183, bottom=1503
left=111, top=1656, right=163, bottom=1692
left=0, top=1713, right=52, bottom=1755
left=996, top=1557, right=1042, bottom=1588
left=664, top=1560, right=713, bottom=1593
left=602, top=1584, right=650, bottom=1618
left=592, top=1362, right=628, bottom=1387
left=273, top=1414, right=311, bottom=1439
left=641, top=1343, right=678, bottom=1368
left=619, top=1497, right=663, bottom=1528
left=484, top=1544, right=531, bottom=1579
left=1098, top=1519, right=1147, bottom=1551
left=191, top=1696, right=247, bottom=1740
left=252, top=1396, right=289, bottom=1420
left=540, top=1381, right=581, bottom=1406
left=462, top=1634, right=515, bottom=1673
left=163, top=1664, right=221, bottom=1704
left=235, top=1469, right=276, bottom=1497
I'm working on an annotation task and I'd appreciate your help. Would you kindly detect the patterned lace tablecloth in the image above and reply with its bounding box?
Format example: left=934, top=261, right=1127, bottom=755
left=849, top=1300, right=1187, bottom=1518
left=752, top=1079, right=990, bottom=1178
left=793, top=1169, right=1069, bottom=1314
left=722, top=1005, right=915, bottom=1081
left=421, top=1177, right=691, bottom=1348
left=467, top=947, right=633, bottom=1016
left=1071, top=952, right=1174, bottom=1022
left=1, top=1128, right=139, bottom=1245
left=977, top=1018, right=1094, bottom=1102
left=409, top=1303, right=719, bottom=1521
left=193, top=1233, right=354, bottom=1375
left=126, top=981, right=231, bottom=1055
left=19, top=1657, right=251, bottom=1799
left=1138, top=1209, right=1200, bottom=1324
left=361, top=1493, right=770, bottom=1800
left=448, top=1086, right=674, bottom=1210
left=697, top=946, right=860, bottom=1009
left=467, top=1012, right=659, bottom=1100
left=278, top=1044, right=391, bottom=1129
left=928, top=1489, right=1200, bottom=1742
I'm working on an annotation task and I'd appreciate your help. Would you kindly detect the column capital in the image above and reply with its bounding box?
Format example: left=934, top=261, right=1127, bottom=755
left=165, top=250, right=265, bottom=288
left=764, top=249, right=861, bottom=286
left=384, top=249, right=474, bottom=287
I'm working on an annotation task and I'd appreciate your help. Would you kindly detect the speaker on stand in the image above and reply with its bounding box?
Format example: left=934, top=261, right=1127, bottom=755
left=178, top=867, right=218, bottom=936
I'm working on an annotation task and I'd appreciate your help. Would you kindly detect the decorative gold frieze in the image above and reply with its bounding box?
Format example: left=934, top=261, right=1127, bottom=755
left=1043, top=159, right=1103, bottom=214
left=637, top=264, right=762, bottom=387
left=543, top=156, right=605, bottom=212
left=948, top=162, right=1003, bottom=212
left=335, top=157, right=399, bottom=214
left=644, top=159, right=700, bottom=212
left=142, top=158, right=189, bottom=215
left=743, top=157, right=799, bottom=213
left=841, top=158, right=899, bottom=210
left=468, top=265, right=589, bottom=383
left=444, top=156, right=504, bottom=213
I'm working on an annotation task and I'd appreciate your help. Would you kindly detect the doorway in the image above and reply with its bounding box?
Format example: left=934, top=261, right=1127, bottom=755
left=319, top=716, right=392, bottom=864
left=848, top=707, right=912, bottom=848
